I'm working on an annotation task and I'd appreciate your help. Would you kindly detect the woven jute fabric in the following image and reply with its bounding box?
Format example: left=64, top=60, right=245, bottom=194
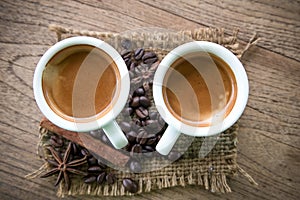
left=28, top=24, right=258, bottom=197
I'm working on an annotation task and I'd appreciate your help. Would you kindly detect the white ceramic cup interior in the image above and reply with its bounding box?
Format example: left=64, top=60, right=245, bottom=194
left=33, top=36, right=129, bottom=149
left=153, top=41, right=249, bottom=155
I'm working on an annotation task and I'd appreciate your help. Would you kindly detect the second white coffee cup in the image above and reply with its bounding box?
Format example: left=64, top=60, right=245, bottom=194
left=153, top=41, right=249, bottom=155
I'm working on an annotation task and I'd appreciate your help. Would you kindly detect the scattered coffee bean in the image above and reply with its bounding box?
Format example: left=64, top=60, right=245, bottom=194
left=81, top=148, right=91, bottom=157
left=130, top=96, right=140, bottom=107
left=89, top=129, right=102, bottom=139
left=122, top=178, right=138, bottom=193
left=134, top=48, right=144, bottom=60
left=134, top=87, right=145, bottom=96
left=121, top=39, right=132, bottom=50
left=129, top=159, right=142, bottom=173
left=149, top=112, right=158, bottom=120
left=142, top=52, right=157, bottom=64
left=144, top=145, right=155, bottom=152
left=129, top=71, right=135, bottom=79
left=126, top=131, right=137, bottom=143
left=135, top=107, right=148, bottom=119
left=132, top=144, right=142, bottom=153
left=120, top=121, right=131, bottom=133
left=106, top=173, right=116, bottom=185
left=121, top=49, right=132, bottom=59
left=139, top=96, right=150, bottom=108
left=158, top=115, right=165, bottom=126
left=50, top=135, right=64, bottom=147
left=46, top=159, right=59, bottom=166
left=144, top=57, right=158, bottom=65
left=167, top=151, right=182, bottom=161
left=146, top=137, right=157, bottom=146
left=87, top=157, right=98, bottom=166
left=71, top=143, right=78, bottom=155
left=136, top=129, right=147, bottom=144
left=129, top=62, right=137, bottom=71
left=84, top=175, right=97, bottom=184
left=124, top=57, right=131, bottom=68
left=97, top=172, right=106, bottom=184
left=88, top=166, right=103, bottom=173
left=143, top=82, right=150, bottom=92
left=101, top=133, right=109, bottom=144
left=124, top=107, right=133, bottom=116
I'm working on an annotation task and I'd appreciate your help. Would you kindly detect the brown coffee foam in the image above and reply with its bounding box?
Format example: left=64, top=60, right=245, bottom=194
left=30, top=24, right=257, bottom=197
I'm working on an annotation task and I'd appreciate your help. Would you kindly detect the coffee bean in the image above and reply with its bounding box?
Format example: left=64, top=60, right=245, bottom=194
left=101, top=134, right=109, bottom=144
left=139, top=96, right=150, bottom=108
left=124, top=107, right=133, bottom=116
left=136, top=129, right=147, bottom=143
left=145, top=120, right=163, bottom=134
left=87, top=157, right=98, bottom=166
left=89, top=129, right=102, bottom=139
left=124, top=57, right=131, bottom=68
left=97, top=172, right=106, bottom=184
left=144, top=145, right=155, bottom=152
left=130, top=96, right=140, bottom=108
left=106, top=173, right=116, bottom=185
left=134, top=48, right=144, bottom=60
left=139, top=136, right=148, bottom=146
left=146, top=137, right=157, bottom=146
left=81, top=149, right=91, bottom=157
left=149, top=112, right=158, bottom=120
left=129, top=159, right=142, bottom=173
left=168, top=151, right=182, bottom=161
left=143, top=82, right=150, bottom=92
left=126, top=131, right=137, bottom=143
left=134, top=88, right=145, bottom=96
left=142, top=52, right=157, bottom=62
left=71, top=143, right=79, bottom=155
left=144, top=57, right=158, bottom=65
left=121, top=39, right=132, bottom=50
left=129, top=62, right=137, bottom=71
left=120, top=121, right=131, bottom=133
left=50, top=138, right=62, bottom=148
left=122, top=178, right=138, bottom=193
left=88, top=166, right=103, bottom=173
left=132, top=144, right=142, bottom=153
left=135, top=107, right=148, bottom=119
left=121, top=49, right=132, bottom=59
left=129, top=71, right=135, bottom=79
left=158, top=115, right=165, bottom=126
left=84, top=175, right=97, bottom=184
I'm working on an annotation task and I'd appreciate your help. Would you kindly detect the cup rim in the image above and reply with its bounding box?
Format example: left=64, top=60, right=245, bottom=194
left=153, top=41, right=249, bottom=137
left=33, top=36, right=130, bottom=132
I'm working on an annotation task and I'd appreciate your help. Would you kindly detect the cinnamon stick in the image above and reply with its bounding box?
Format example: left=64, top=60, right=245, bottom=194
left=40, top=118, right=130, bottom=167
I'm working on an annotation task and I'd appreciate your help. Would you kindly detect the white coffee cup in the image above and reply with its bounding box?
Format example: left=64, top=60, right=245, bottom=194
left=33, top=36, right=129, bottom=149
left=153, top=41, right=249, bottom=155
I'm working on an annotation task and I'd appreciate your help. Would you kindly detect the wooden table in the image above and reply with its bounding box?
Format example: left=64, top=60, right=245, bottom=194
left=1, top=0, right=299, bottom=199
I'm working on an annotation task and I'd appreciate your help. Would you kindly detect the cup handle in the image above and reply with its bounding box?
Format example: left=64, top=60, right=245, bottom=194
left=102, top=120, right=128, bottom=149
left=155, top=126, right=181, bottom=155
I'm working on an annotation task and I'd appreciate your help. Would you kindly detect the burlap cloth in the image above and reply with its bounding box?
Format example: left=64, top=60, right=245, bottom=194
left=28, top=24, right=259, bottom=197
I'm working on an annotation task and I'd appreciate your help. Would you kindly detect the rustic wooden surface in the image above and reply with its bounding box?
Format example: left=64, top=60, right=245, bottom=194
left=0, top=0, right=299, bottom=199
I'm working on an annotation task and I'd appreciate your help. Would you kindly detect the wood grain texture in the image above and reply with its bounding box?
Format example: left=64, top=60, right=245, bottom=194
left=0, top=0, right=299, bottom=199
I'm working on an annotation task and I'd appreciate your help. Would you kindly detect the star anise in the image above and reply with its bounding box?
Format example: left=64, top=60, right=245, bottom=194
left=41, top=142, right=88, bottom=190
left=132, top=61, right=159, bottom=85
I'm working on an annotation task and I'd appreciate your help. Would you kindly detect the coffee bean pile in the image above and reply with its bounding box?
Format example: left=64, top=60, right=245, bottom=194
left=121, top=48, right=158, bottom=72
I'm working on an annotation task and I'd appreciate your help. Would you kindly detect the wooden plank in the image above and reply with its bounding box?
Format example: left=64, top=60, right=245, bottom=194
left=138, top=0, right=300, bottom=61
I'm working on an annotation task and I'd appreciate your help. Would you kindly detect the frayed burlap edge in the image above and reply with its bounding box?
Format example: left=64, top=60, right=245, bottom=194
left=27, top=24, right=258, bottom=197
